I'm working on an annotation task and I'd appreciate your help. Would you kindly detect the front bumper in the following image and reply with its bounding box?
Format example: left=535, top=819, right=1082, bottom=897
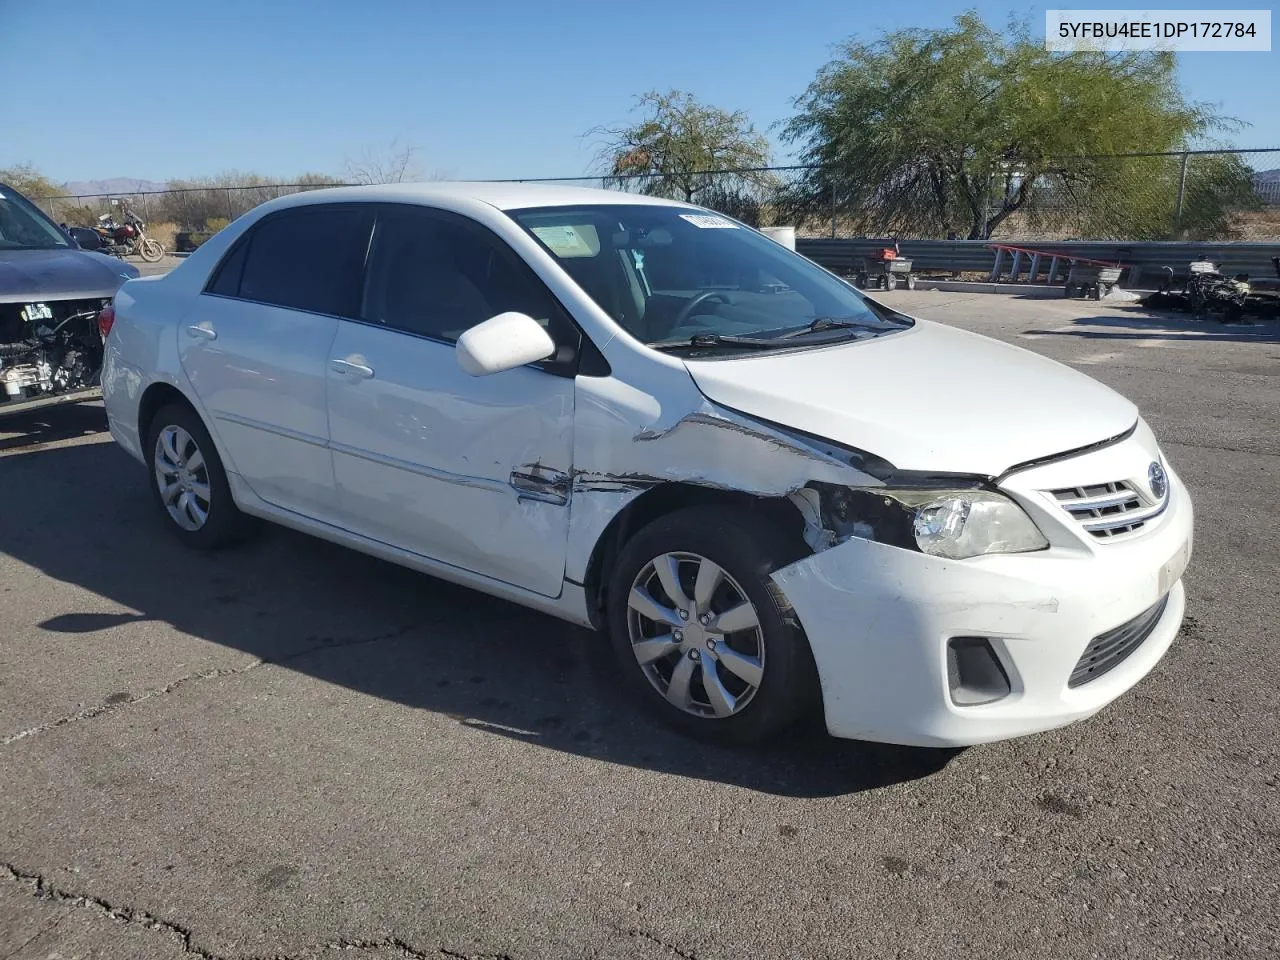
left=773, top=447, right=1194, bottom=748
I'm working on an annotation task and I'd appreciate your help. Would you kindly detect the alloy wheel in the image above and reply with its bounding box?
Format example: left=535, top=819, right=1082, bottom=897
left=626, top=551, right=765, bottom=719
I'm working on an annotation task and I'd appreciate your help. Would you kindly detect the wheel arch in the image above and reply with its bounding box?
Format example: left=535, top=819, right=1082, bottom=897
left=580, top=481, right=810, bottom=630
left=137, top=380, right=200, bottom=447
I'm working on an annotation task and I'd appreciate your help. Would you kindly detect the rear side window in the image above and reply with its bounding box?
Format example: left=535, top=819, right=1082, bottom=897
left=232, top=205, right=372, bottom=317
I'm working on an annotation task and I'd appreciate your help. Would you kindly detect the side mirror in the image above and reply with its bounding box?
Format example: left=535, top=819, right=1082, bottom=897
left=456, top=312, right=556, bottom=377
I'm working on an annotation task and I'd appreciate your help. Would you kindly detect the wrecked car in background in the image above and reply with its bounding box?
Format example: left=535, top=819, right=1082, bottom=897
left=0, top=181, right=137, bottom=414
left=101, top=183, right=1194, bottom=748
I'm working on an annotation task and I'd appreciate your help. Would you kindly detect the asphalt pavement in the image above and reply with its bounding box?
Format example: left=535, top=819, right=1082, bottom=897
left=1, top=291, right=1277, bottom=959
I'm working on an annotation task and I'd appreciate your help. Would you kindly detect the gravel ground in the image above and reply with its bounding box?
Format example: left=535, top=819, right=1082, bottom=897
left=1, top=291, right=1277, bottom=959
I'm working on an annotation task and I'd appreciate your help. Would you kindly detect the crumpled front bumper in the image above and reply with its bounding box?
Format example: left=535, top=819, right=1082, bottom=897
left=772, top=460, right=1194, bottom=748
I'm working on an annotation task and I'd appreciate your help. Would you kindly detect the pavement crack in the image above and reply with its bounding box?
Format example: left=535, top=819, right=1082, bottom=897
left=272, top=623, right=422, bottom=668
left=1, top=664, right=258, bottom=746
left=621, top=927, right=699, bottom=960
left=1, top=624, right=421, bottom=747
left=4, top=861, right=501, bottom=959
left=2, top=861, right=206, bottom=957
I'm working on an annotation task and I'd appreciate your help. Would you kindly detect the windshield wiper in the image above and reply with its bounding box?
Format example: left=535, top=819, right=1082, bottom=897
left=649, top=333, right=788, bottom=351
left=777, top=316, right=890, bottom=338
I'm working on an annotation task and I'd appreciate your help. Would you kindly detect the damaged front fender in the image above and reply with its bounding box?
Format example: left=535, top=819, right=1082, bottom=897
left=564, top=374, right=885, bottom=586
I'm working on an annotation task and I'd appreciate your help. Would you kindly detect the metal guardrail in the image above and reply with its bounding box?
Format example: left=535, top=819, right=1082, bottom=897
left=796, top=239, right=1280, bottom=288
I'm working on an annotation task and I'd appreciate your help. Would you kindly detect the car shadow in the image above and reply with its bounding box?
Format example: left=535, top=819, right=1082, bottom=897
left=1, top=418, right=960, bottom=798
left=0, top=400, right=110, bottom=452
left=1021, top=312, right=1280, bottom=344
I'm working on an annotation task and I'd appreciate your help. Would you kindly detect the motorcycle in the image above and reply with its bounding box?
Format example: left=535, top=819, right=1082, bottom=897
left=92, top=201, right=165, bottom=263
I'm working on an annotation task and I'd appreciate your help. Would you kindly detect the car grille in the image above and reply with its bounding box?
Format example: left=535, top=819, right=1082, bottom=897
left=1048, top=480, right=1166, bottom=540
left=1068, top=595, right=1169, bottom=688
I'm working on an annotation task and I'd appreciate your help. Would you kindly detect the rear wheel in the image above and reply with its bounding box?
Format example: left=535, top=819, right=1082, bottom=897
left=605, top=507, right=818, bottom=743
left=145, top=403, right=255, bottom=549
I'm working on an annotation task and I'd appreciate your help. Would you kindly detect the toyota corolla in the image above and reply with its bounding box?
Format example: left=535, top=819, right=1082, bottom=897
left=101, top=183, right=1193, bottom=746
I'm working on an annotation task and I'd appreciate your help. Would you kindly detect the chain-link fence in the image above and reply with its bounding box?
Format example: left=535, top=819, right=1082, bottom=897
left=33, top=148, right=1280, bottom=248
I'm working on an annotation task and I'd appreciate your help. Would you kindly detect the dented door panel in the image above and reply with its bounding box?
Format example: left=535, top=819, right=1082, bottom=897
left=327, top=320, right=574, bottom=597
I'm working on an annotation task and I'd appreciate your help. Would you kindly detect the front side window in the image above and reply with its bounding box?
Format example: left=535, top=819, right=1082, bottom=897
left=0, top=184, right=71, bottom=251
left=510, top=204, right=910, bottom=355
left=360, top=206, right=567, bottom=345
left=234, top=205, right=372, bottom=317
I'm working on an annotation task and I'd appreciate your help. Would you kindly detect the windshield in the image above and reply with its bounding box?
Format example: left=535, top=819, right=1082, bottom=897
left=509, top=204, right=909, bottom=354
left=0, top=184, right=71, bottom=251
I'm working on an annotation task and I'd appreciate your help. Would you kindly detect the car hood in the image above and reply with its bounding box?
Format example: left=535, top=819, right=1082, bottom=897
left=0, top=248, right=138, bottom=303
left=683, top=319, right=1139, bottom=477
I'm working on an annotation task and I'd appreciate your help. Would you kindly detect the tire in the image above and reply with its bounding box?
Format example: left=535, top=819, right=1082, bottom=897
left=854, top=272, right=867, bottom=289
left=906, top=274, right=917, bottom=291
left=881, top=274, right=896, bottom=291
left=605, top=506, right=819, bottom=743
left=145, top=402, right=256, bottom=549
left=1091, top=284, right=1104, bottom=301
left=139, top=238, right=164, bottom=262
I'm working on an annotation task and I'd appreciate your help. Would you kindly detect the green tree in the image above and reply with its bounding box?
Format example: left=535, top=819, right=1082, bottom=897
left=782, top=12, right=1246, bottom=239
left=0, top=163, right=62, bottom=201
left=592, top=90, right=775, bottom=203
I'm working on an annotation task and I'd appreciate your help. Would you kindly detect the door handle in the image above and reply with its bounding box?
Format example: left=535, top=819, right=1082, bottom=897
left=186, top=323, right=217, bottom=341
left=330, top=357, right=375, bottom=379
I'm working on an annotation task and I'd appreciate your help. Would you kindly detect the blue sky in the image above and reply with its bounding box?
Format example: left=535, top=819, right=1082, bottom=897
left=4, top=0, right=1277, bottom=185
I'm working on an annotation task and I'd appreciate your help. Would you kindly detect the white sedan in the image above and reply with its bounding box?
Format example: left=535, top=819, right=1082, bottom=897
left=101, top=183, right=1194, bottom=746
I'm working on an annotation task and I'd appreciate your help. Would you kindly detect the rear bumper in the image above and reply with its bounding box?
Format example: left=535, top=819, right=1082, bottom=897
left=772, top=468, right=1193, bottom=748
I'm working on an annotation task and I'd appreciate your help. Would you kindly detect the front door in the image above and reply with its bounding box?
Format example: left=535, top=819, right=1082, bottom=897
left=326, top=205, right=577, bottom=597
left=180, top=204, right=373, bottom=521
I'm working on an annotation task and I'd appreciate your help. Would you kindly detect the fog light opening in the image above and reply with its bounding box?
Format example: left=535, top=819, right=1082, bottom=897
left=947, top=637, right=1011, bottom=706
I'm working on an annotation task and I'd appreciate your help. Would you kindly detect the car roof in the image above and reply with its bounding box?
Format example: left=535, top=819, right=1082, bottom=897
left=268, top=180, right=698, bottom=212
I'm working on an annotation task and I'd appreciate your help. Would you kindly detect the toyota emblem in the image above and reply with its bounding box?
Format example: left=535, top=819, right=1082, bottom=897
left=1148, top=461, right=1168, bottom=500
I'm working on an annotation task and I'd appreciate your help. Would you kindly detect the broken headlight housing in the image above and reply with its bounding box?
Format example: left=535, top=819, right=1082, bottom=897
left=810, top=483, right=1048, bottom=560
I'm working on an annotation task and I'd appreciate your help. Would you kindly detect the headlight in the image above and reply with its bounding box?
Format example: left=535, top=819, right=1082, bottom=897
left=896, top=489, right=1048, bottom=559
left=810, top=483, right=1048, bottom=560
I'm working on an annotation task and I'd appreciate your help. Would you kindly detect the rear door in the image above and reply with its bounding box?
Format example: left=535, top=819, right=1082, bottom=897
left=326, top=204, right=579, bottom=597
left=180, top=204, right=372, bottom=521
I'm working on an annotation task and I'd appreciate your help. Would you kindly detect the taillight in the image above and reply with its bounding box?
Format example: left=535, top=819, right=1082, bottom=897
left=98, top=304, right=115, bottom=338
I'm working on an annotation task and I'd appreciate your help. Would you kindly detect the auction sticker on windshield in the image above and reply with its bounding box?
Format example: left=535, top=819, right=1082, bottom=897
left=530, top=224, right=600, bottom=258
left=679, top=214, right=738, bottom=229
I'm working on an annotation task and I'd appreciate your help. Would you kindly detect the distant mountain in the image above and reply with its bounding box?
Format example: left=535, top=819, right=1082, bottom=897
left=1253, top=167, right=1280, bottom=183
left=59, top=177, right=170, bottom=198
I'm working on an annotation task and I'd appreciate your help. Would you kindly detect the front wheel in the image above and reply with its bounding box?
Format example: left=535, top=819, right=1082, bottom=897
left=605, top=507, right=818, bottom=743
left=139, top=237, right=164, bottom=262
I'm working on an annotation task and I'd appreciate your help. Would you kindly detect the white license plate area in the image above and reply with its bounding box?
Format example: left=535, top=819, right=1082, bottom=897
left=1158, top=537, right=1192, bottom=596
